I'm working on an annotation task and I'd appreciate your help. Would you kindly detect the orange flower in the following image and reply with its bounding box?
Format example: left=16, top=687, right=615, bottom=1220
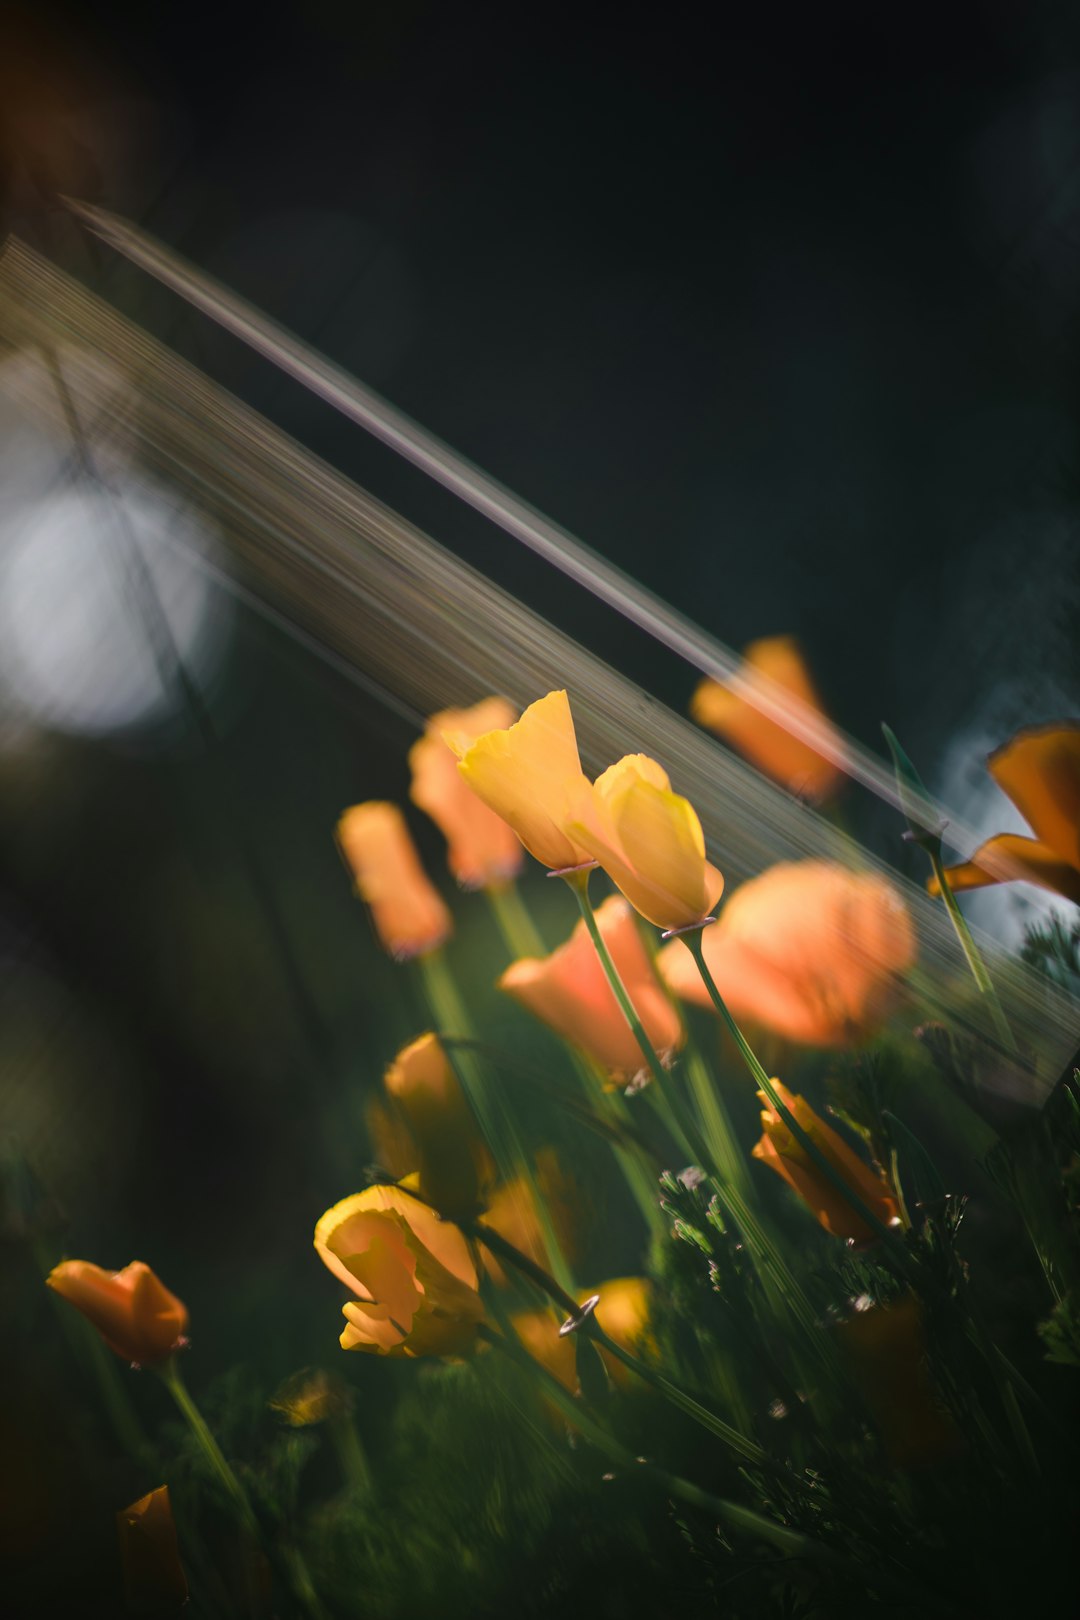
left=481, top=1152, right=581, bottom=1286
left=751, top=1080, right=898, bottom=1243
left=448, top=690, right=594, bottom=872
left=512, top=1277, right=654, bottom=1394
left=659, top=860, right=915, bottom=1047
left=928, top=722, right=1080, bottom=905
left=499, top=895, right=684, bottom=1081
left=838, top=1294, right=964, bottom=1467
left=384, top=1033, right=491, bottom=1220
left=117, top=1486, right=189, bottom=1614
left=314, top=1185, right=484, bottom=1357
left=336, top=802, right=451, bottom=960
left=566, top=755, right=724, bottom=931
left=46, top=1260, right=188, bottom=1366
left=690, top=636, right=845, bottom=802
left=409, top=698, right=525, bottom=889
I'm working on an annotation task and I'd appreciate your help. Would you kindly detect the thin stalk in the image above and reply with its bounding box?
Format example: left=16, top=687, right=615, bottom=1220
left=485, top=880, right=548, bottom=958
left=418, top=950, right=576, bottom=1295
left=927, top=851, right=1017, bottom=1053
left=681, top=931, right=908, bottom=1262
left=157, top=1357, right=258, bottom=1533
left=329, top=1411, right=372, bottom=1494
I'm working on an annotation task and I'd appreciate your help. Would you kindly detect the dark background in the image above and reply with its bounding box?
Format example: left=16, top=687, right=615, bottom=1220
left=2, top=4, right=1080, bottom=1605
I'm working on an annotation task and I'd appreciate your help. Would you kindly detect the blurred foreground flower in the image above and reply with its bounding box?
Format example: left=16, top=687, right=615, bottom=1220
left=384, top=1032, right=492, bottom=1220
left=336, top=801, right=452, bottom=959
left=752, top=1081, right=899, bottom=1243
left=838, top=1294, right=964, bottom=1467
left=512, top=1277, right=654, bottom=1394
left=47, top=1260, right=188, bottom=1365
left=690, top=636, right=845, bottom=802
left=567, top=755, right=724, bottom=930
left=483, top=1153, right=581, bottom=1284
left=659, top=860, right=915, bottom=1046
left=409, top=698, right=525, bottom=889
left=448, top=689, right=594, bottom=871
left=928, top=722, right=1080, bottom=905
left=500, top=895, right=683, bottom=1083
left=117, top=1486, right=189, bottom=1615
left=270, top=1366, right=349, bottom=1427
left=314, top=1185, right=484, bottom=1356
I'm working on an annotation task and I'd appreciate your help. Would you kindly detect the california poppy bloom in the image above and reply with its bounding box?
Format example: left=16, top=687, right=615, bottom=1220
left=690, top=636, right=845, bottom=802
left=659, top=860, right=915, bottom=1047
left=384, top=1032, right=491, bottom=1220
left=512, top=1277, right=654, bottom=1395
left=448, top=689, right=594, bottom=872
left=46, top=1260, right=188, bottom=1366
left=409, top=698, right=525, bottom=889
left=117, top=1486, right=189, bottom=1614
left=929, top=722, right=1080, bottom=905
left=751, top=1080, right=899, bottom=1243
left=838, top=1294, right=964, bottom=1467
left=566, top=755, right=724, bottom=931
left=500, top=895, right=684, bottom=1082
left=336, top=801, right=452, bottom=960
left=314, top=1185, right=484, bottom=1356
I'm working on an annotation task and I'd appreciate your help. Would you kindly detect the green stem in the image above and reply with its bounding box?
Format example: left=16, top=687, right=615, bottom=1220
left=682, top=932, right=908, bottom=1262
left=928, top=851, right=1017, bottom=1053
left=158, top=1358, right=258, bottom=1533
left=486, top=880, right=548, bottom=958
left=330, top=1411, right=372, bottom=1494
left=418, top=949, right=576, bottom=1295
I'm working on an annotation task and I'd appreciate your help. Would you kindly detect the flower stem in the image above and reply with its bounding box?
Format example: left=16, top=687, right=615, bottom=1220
left=485, top=879, right=548, bottom=958
left=158, top=1357, right=258, bottom=1533
left=680, top=931, right=909, bottom=1261
left=418, top=949, right=576, bottom=1295
left=927, top=850, right=1017, bottom=1053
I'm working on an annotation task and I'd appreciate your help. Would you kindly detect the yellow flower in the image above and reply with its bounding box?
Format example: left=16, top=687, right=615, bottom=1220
left=690, top=635, right=845, bottom=802
left=46, top=1260, right=188, bottom=1366
left=481, top=1151, right=581, bottom=1286
left=314, top=1185, right=484, bottom=1356
left=928, top=722, right=1080, bottom=905
left=336, top=802, right=451, bottom=960
left=659, top=860, right=915, bottom=1047
left=566, top=754, right=724, bottom=931
left=447, top=690, right=594, bottom=872
left=409, top=698, right=525, bottom=889
left=838, top=1294, right=965, bottom=1467
left=384, top=1033, right=492, bottom=1221
left=117, top=1486, right=189, bottom=1614
left=269, top=1367, right=348, bottom=1427
left=512, top=1277, right=654, bottom=1394
left=752, top=1080, right=898, bottom=1243
left=499, top=895, right=684, bottom=1081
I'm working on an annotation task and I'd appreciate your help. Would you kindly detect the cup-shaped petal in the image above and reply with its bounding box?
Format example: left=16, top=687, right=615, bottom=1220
left=567, top=756, right=724, bottom=931
left=337, top=802, right=451, bottom=960
left=47, top=1260, right=188, bottom=1365
left=314, top=1185, right=484, bottom=1357
left=691, top=636, right=845, bottom=802
left=660, top=860, right=915, bottom=1046
left=448, top=690, right=594, bottom=872
left=751, top=1080, right=898, bottom=1243
left=384, top=1033, right=491, bottom=1220
left=117, top=1486, right=189, bottom=1614
left=409, top=698, right=525, bottom=889
left=499, top=895, right=684, bottom=1081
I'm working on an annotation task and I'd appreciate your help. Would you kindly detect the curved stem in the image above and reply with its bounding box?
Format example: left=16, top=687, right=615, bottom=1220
left=158, top=1358, right=257, bottom=1533
left=486, top=880, right=548, bottom=959
left=927, top=851, right=1017, bottom=1053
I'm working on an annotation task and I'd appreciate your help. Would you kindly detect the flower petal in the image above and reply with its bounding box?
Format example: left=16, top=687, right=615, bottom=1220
left=987, top=723, right=1080, bottom=870
left=931, top=833, right=1080, bottom=904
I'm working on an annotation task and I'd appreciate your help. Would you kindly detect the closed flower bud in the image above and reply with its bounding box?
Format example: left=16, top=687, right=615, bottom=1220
left=659, top=860, right=915, bottom=1047
left=448, top=690, right=594, bottom=872
left=336, top=802, right=451, bottom=960
left=384, top=1033, right=491, bottom=1220
left=47, top=1260, right=188, bottom=1366
left=566, top=755, right=724, bottom=931
left=117, top=1486, right=189, bottom=1614
left=409, top=698, right=525, bottom=889
left=314, top=1185, right=484, bottom=1357
left=691, top=636, right=845, bottom=802
left=751, top=1081, right=899, bottom=1243
left=500, top=896, right=684, bottom=1083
